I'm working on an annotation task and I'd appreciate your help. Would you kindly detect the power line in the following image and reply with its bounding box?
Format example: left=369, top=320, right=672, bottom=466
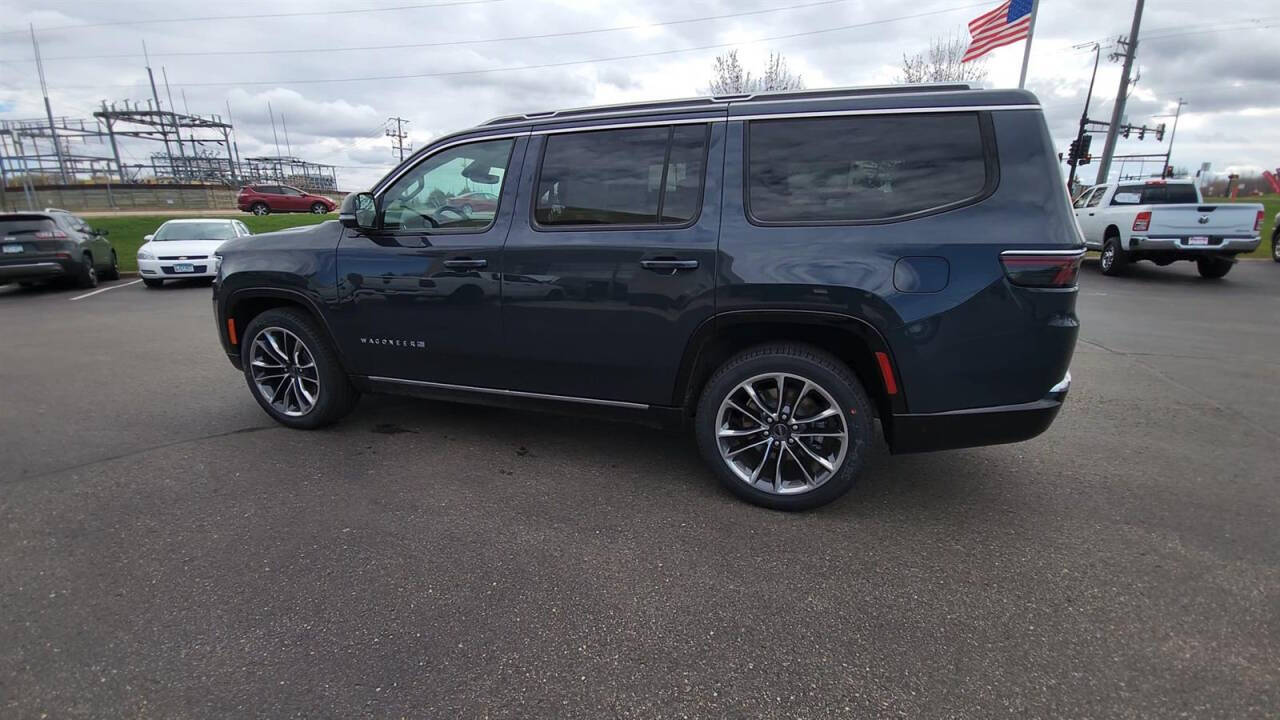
left=7, top=0, right=857, bottom=62
left=0, top=0, right=505, bottom=35
left=44, top=2, right=993, bottom=90
left=386, top=116, right=411, bottom=161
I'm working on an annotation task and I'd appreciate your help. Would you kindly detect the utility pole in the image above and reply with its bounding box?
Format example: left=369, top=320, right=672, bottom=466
left=1095, top=0, right=1145, bottom=185
left=30, top=25, right=69, bottom=184
left=1161, top=98, right=1186, bottom=177
left=143, top=42, right=175, bottom=177
left=386, top=116, right=410, bottom=162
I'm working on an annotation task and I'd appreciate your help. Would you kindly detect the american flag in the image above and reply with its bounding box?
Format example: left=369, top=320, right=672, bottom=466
left=962, top=0, right=1035, bottom=63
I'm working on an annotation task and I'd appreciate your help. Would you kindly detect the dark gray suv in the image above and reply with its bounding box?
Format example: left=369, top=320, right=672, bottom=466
left=212, top=84, right=1083, bottom=510
left=0, top=209, right=119, bottom=288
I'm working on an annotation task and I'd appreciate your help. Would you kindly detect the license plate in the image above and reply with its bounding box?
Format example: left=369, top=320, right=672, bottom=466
left=174, top=263, right=195, bottom=273
left=2, top=244, right=22, bottom=254
left=1188, top=236, right=1210, bottom=246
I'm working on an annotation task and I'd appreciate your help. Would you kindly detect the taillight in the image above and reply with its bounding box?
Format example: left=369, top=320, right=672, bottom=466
left=1000, top=251, right=1084, bottom=288
left=1132, top=211, right=1151, bottom=232
left=33, top=230, right=68, bottom=239
left=1256, top=210, right=1265, bottom=233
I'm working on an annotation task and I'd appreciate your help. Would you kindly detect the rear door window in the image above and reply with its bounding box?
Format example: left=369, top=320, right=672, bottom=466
left=534, top=124, right=709, bottom=227
left=746, top=112, right=991, bottom=223
left=1110, top=186, right=1143, bottom=205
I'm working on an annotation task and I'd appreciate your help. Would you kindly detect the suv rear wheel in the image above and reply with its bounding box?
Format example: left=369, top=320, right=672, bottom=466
left=1099, top=236, right=1128, bottom=276
left=1196, top=256, right=1233, bottom=279
left=251, top=202, right=270, bottom=216
left=695, top=343, right=874, bottom=511
left=1271, top=229, right=1279, bottom=263
left=240, top=308, right=359, bottom=429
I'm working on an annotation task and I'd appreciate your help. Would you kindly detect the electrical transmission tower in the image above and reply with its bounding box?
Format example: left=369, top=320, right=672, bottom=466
left=386, top=117, right=411, bottom=162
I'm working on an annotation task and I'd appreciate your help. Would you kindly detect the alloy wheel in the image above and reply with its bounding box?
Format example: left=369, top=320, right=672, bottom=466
left=715, top=372, right=849, bottom=495
left=1101, top=244, right=1114, bottom=271
left=249, top=327, right=320, bottom=417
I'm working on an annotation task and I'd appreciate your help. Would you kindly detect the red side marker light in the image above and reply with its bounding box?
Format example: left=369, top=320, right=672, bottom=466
left=227, top=318, right=238, bottom=345
left=875, top=351, right=898, bottom=396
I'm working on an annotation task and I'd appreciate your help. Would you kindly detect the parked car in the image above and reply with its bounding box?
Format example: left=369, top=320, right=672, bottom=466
left=1072, top=179, right=1263, bottom=278
left=443, top=191, right=499, bottom=217
left=0, top=208, right=118, bottom=289
left=137, top=219, right=252, bottom=288
left=211, top=85, right=1082, bottom=510
left=237, top=185, right=336, bottom=215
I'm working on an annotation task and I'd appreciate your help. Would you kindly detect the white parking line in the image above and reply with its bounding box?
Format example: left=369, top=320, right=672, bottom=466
left=70, top=279, right=143, bottom=301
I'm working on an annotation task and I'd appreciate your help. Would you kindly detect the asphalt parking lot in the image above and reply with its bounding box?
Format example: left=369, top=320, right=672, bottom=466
left=2, top=262, right=1277, bottom=717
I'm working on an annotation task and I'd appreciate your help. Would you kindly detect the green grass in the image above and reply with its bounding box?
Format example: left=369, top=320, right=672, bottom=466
left=1204, top=196, right=1277, bottom=259
left=89, top=214, right=331, bottom=272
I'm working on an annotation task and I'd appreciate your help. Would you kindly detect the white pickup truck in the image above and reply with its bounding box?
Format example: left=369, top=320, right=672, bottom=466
left=1071, top=179, right=1264, bottom=278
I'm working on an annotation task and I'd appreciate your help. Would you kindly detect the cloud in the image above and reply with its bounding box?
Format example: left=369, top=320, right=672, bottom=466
left=1, top=0, right=1275, bottom=190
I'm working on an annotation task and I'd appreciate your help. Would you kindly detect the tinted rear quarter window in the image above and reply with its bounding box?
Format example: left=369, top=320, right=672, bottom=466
left=747, top=112, right=991, bottom=223
left=534, top=124, right=709, bottom=227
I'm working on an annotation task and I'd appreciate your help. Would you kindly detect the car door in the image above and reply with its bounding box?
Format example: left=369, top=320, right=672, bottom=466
left=1071, top=188, right=1097, bottom=246
left=331, top=134, right=526, bottom=386
left=500, top=119, right=723, bottom=406
left=1076, top=186, right=1107, bottom=244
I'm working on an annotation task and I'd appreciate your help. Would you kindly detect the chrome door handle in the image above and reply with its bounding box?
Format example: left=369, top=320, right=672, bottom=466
left=640, top=259, right=699, bottom=270
left=443, top=258, right=487, bottom=269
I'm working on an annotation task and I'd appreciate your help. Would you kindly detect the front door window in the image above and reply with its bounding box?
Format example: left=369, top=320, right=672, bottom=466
left=381, top=139, right=515, bottom=232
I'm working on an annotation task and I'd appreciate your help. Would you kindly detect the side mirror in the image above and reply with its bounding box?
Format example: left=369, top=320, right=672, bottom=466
left=143, top=234, right=154, bottom=242
left=339, top=192, right=377, bottom=230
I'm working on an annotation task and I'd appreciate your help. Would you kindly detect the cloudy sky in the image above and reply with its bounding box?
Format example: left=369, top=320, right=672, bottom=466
left=1, top=0, right=1275, bottom=190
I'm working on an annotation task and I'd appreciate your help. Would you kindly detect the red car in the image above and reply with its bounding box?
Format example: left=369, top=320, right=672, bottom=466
left=443, top=191, right=499, bottom=216
left=237, top=185, right=336, bottom=216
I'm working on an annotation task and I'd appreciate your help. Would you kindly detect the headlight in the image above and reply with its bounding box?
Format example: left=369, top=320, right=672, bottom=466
left=137, top=250, right=155, bottom=260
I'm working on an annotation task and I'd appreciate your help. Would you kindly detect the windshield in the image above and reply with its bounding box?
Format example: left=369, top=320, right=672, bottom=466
left=154, top=222, right=237, bottom=241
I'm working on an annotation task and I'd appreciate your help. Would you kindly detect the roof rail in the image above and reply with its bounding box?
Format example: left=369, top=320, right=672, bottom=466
left=480, top=83, right=973, bottom=127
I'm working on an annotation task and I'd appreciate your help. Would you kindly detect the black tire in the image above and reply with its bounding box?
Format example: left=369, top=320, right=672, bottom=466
left=100, top=250, right=120, bottom=281
left=1196, top=256, right=1233, bottom=279
left=75, top=253, right=99, bottom=289
left=143, top=278, right=164, bottom=288
left=251, top=202, right=270, bottom=216
left=694, top=343, right=875, bottom=511
left=1099, top=236, right=1129, bottom=276
left=240, top=307, right=359, bottom=429
left=1271, top=230, right=1279, bottom=263
left=310, top=202, right=327, bottom=214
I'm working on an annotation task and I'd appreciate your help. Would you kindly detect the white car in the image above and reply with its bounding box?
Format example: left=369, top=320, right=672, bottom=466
left=137, top=219, right=252, bottom=288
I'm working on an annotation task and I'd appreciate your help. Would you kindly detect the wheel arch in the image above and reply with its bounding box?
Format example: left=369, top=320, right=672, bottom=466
left=225, top=287, right=351, bottom=370
left=674, top=310, right=908, bottom=434
left=1104, top=224, right=1121, bottom=240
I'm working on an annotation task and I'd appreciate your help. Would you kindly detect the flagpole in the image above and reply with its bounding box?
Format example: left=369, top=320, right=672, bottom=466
left=1017, top=0, right=1041, bottom=88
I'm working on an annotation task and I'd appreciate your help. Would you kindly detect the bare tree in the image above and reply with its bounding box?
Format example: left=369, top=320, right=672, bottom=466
left=707, top=50, right=805, bottom=95
left=897, top=32, right=988, bottom=85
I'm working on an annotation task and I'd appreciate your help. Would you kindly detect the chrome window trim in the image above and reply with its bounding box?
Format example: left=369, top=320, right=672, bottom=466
left=732, top=104, right=1040, bottom=122
left=368, top=376, right=650, bottom=410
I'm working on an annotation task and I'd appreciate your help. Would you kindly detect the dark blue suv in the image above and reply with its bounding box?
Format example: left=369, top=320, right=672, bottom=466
left=212, top=85, right=1082, bottom=510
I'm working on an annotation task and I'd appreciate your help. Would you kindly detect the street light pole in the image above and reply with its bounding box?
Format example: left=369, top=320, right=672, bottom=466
left=1066, top=43, right=1102, bottom=191
left=1162, top=98, right=1185, bottom=176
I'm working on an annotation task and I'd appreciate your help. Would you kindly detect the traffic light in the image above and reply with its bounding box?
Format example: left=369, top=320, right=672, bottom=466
left=1081, top=154, right=1092, bottom=166
left=1156, top=123, right=1166, bottom=141
left=1068, top=139, right=1081, bottom=163
left=1122, top=125, right=1131, bottom=139
left=1138, top=126, right=1146, bottom=140
left=1079, top=133, right=1092, bottom=156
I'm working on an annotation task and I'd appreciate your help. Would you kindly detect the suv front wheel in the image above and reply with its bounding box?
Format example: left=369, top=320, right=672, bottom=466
left=240, top=308, right=359, bottom=429
left=695, top=343, right=874, bottom=510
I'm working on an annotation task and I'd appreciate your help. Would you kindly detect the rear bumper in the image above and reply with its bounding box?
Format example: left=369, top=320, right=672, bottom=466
left=1128, top=235, right=1259, bottom=253
left=0, top=260, right=71, bottom=282
left=889, top=372, right=1070, bottom=454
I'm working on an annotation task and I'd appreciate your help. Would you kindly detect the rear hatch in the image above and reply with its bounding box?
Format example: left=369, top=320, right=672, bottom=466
left=1147, top=204, right=1262, bottom=237
left=1, top=215, right=69, bottom=260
